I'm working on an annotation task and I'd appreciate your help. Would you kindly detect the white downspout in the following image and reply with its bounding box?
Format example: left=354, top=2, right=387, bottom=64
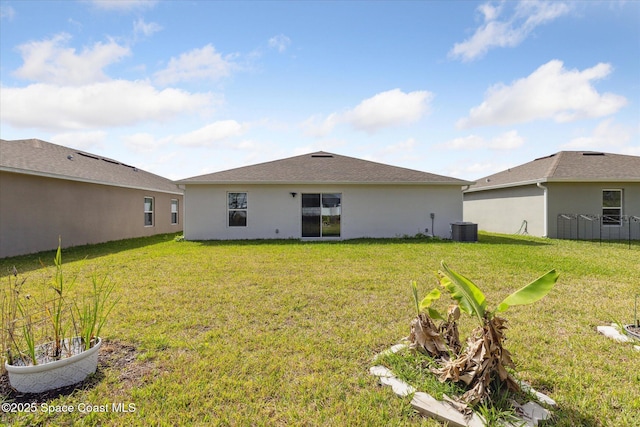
left=177, top=184, right=186, bottom=239
left=537, top=182, right=548, bottom=237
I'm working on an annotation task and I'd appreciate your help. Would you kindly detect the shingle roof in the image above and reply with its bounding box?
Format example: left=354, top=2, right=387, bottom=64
left=466, top=151, right=640, bottom=192
left=0, top=138, right=181, bottom=194
left=177, top=151, right=472, bottom=185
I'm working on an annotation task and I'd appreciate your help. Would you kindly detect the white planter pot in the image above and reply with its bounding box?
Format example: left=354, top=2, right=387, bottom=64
left=5, top=337, right=102, bottom=393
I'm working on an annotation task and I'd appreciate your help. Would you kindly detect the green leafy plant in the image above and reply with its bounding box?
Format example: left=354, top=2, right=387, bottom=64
left=409, top=261, right=559, bottom=406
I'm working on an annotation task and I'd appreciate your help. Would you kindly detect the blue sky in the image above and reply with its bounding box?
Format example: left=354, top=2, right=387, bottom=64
left=1, top=0, right=638, bottom=181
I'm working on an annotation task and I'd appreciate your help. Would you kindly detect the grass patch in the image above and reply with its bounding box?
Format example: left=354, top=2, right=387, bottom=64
left=376, top=348, right=465, bottom=401
left=0, top=232, right=639, bottom=426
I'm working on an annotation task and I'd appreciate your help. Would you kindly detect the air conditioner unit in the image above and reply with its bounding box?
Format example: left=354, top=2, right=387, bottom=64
left=451, top=222, right=478, bottom=242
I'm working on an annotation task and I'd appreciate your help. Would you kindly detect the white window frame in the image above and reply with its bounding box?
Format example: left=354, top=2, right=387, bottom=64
left=144, top=196, right=154, bottom=227
left=227, top=192, right=248, bottom=227
left=170, top=199, right=179, bottom=225
left=602, top=189, right=623, bottom=227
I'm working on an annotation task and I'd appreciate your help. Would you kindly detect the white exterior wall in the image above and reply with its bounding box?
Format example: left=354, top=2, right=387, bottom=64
left=463, top=185, right=545, bottom=236
left=184, top=184, right=463, bottom=240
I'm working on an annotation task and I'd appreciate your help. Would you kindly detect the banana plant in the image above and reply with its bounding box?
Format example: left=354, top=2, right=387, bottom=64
left=433, top=261, right=559, bottom=405
left=409, top=282, right=450, bottom=359
left=438, top=261, right=559, bottom=323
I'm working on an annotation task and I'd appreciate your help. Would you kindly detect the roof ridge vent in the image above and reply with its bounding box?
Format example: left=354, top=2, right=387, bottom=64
left=311, top=153, right=334, bottom=158
left=582, top=152, right=605, bottom=156
left=102, top=158, right=120, bottom=165
left=77, top=152, right=100, bottom=160
left=534, top=153, right=556, bottom=161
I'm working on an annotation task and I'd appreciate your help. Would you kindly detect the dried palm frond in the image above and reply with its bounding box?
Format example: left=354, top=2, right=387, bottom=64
left=409, top=313, right=450, bottom=359
left=434, top=316, right=520, bottom=405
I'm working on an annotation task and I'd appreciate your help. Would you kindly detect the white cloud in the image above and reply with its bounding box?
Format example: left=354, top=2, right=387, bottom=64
left=446, top=160, right=510, bottom=180
left=443, top=135, right=486, bottom=150
left=13, top=33, right=131, bottom=85
left=268, top=34, right=292, bottom=53
left=50, top=131, right=107, bottom=150
left=122, top=132, right=172, bottom=153
left=467, top=162, right=502, bottom=174
left=562, top=119, right=632, bottom=150
left=491, top=130, right=525, bottom=149
left=0, top=81, right=213, bottom=130
left=380, top=137, right=417, bottom=154
left=301, top=113, right=341, bottom=137
left=292, top=138, right=347, bottom=156
left=457, top=60, right=627, bottom=128
left=88, top=0, right=157, bottom=11
left=174, top=120, right=246, bottom=147
left=154, top=45, right=235, bottom=85
left=450, top=0, right=572, bottom=62
left=303, top=89, right=433, bottom=136
left=442, top=130, right=524, bottom=150
left=346, top=89, right=433, bottom=132
left=364, top=138, right=419, bottom=165
left=1, top=4, right=16, bottom=20
left=134, top=18, right=162, bottom=38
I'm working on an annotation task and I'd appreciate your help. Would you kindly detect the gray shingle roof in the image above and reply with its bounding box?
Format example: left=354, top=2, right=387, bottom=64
left=0, top=138, right=181, bottom=194
left=177, top=151, right=472, bottom=185
left=467, top=151, right=640, bottom=192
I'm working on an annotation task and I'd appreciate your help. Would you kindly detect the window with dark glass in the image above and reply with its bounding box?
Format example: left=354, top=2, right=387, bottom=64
left=228, top=192, right=247, bottom=227
left=171, top=199, right=179, bottom=225
left=602, top=189, right=622, bottom=226
left=144, top=197, right=154, bottom=226
left=302, top=193, right=341, bottom=237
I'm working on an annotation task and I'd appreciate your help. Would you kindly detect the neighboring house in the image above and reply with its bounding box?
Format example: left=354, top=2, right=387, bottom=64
left=176, top=151, right=471, bottom=241
left=463, top=151, right=640, bottom=239
left=0, top=138, right=183, bottom=258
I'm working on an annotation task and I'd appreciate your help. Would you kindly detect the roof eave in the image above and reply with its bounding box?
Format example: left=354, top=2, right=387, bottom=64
left=177, top=179, right=473, bottom=186
left=464, top=177, right=640, bottom=192
left=464, top=179, right=546, bottom=192
left=1, top=166, right=183, bottom=195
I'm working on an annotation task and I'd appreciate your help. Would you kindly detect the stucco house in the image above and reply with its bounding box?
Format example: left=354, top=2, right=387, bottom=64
left=177, top=152, right=472, bottom=241
left=0, top=138, right=183, bottom=258
left=463, top=151, right=640, bottom=239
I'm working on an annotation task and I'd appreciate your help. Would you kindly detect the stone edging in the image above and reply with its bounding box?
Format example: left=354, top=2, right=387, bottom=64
left=597, top=324, right=640, bottom=351
left=371, top=343, right=555, bottom=427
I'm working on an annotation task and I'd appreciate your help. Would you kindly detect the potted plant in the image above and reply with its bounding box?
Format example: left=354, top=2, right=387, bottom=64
left=623, top=294, right=640, bottom=341
left=1, top=241, right=119, bottom=393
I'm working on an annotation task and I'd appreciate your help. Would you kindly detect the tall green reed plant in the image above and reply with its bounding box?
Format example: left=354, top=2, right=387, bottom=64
left=74, top=272, right=120, bottom=351
left=45, top=242, right=73, bottom=358
left=2, top=240, right=118, bottom=367
left=1, top=267, right=27, bottom=369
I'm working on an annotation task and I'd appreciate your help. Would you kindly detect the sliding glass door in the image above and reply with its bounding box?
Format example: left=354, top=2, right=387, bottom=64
left=302, top=193, right=341, bottom=238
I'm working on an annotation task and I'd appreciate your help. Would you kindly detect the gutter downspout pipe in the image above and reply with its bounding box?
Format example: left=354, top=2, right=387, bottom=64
left=537, top=182, right=548, bottom=237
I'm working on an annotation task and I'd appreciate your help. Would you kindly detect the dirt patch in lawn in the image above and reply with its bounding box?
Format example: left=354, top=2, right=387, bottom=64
left=0, top=340, right=153, bottom=403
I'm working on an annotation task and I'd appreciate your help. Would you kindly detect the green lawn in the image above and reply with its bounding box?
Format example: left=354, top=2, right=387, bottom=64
left=1, top=233, right=639, bottom=426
